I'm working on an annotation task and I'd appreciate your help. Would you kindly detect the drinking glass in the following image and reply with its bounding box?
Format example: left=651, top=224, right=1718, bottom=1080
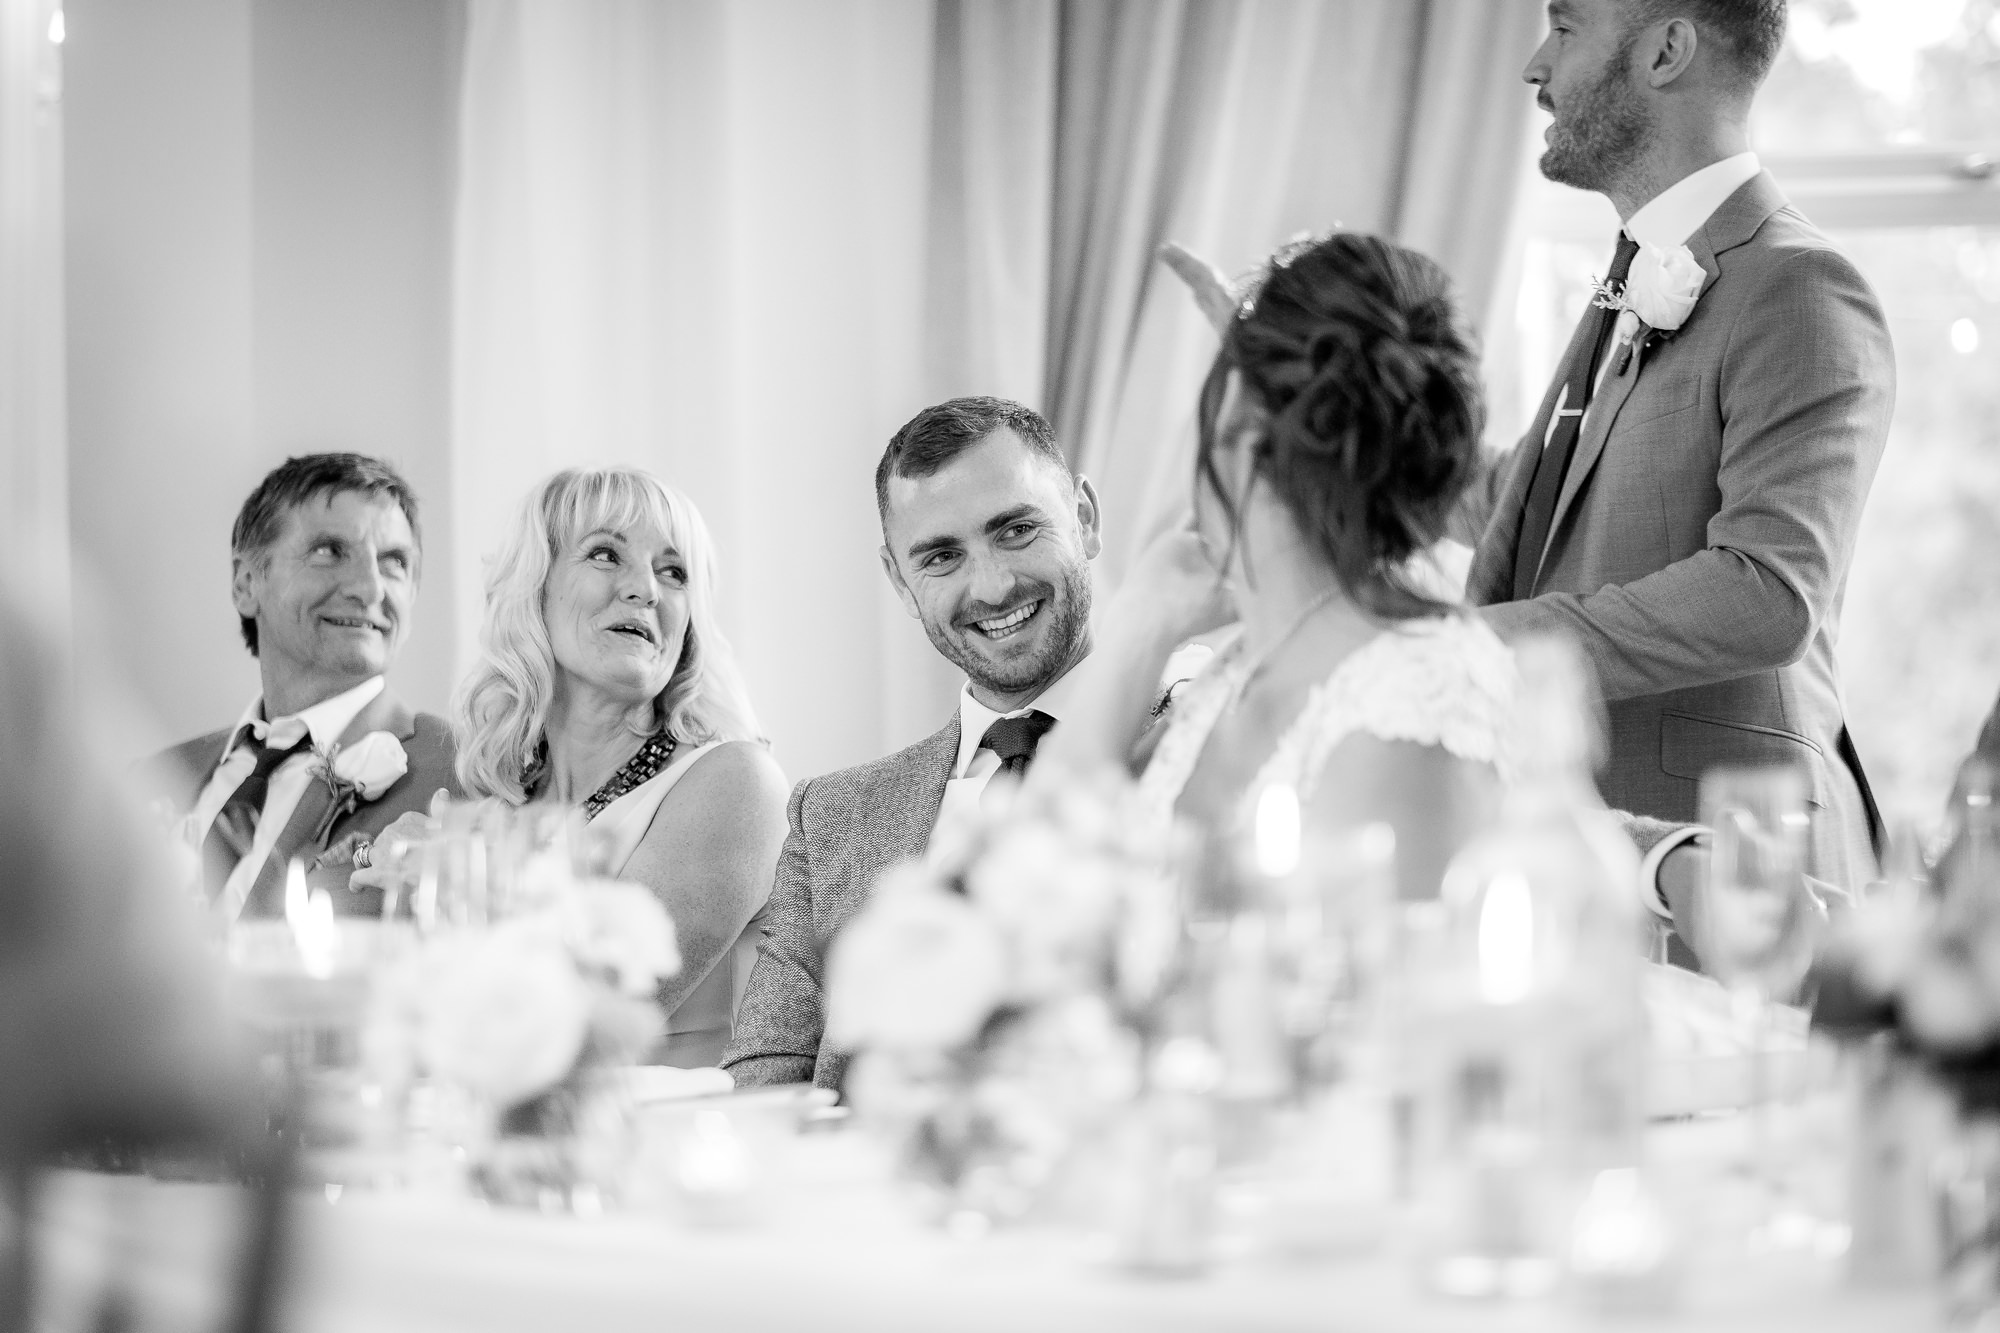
left=1694, top=764, right=1823, bottom=1239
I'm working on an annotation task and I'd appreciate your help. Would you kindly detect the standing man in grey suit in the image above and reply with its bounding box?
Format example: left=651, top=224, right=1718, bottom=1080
left=723, top=398, right=1103, bottom=1089
left=1456, top=0, right=1894, bottom=894
left=139, top=454, right=462, bottom=918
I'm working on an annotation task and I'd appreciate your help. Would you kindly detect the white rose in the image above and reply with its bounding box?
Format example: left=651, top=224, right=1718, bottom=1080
left=417, top=921, right=591, bottom=1105
left=330, top=731, right=409, bottom=800
left=967, top=824, right=1121, bottom=1000
left=565, top=877, right=681, bottom=996
left=826, top=867, right=1007, bottom=1051
left=1623, top=243, right=1704, bottom=332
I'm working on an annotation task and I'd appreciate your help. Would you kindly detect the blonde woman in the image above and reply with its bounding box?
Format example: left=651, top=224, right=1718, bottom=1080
left=361, top=466, right=787, bottom=1067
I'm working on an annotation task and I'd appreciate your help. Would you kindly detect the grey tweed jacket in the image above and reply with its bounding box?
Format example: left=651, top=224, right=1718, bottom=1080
left=1455, top=171, right=1894, bottom=893
left=720, top=715, right=960, bottom=1090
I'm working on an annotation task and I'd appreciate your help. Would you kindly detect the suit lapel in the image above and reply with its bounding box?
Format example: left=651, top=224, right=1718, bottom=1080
left=1534, top=172, right=1789, bottom=578
left=886, top=714, right=960, bottom=864
left=240, top=689, right=418, bottom=916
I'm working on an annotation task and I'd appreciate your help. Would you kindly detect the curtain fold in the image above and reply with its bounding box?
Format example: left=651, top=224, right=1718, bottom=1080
left=454, top=0, right=935, bottom=780
left=1, top=0, right=68, bottom=614
left=1036, top=0, right=1545, bottom=583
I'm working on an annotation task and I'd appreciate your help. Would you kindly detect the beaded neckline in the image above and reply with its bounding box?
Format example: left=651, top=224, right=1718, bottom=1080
left=579, top=732, right=679, bottom=822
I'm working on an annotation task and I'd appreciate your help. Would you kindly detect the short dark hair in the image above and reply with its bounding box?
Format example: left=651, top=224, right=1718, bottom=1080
left=1629, top=0, right=1787, bottom=89
left=231, top=453, right=422, bottom=655
left=874, top=396, right=1069, bottom=522
left=1198, top=231, right=1483, bottom=621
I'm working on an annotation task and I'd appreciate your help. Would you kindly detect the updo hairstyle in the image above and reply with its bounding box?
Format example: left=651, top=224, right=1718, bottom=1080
left=1196, top=231, right=1484, bottom=619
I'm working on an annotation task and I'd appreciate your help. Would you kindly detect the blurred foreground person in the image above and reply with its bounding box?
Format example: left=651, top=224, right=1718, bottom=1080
left=1, top=583, right=255, bottom=1327
left=138, top=454, right=461, bottom=918
left=358, top=467, right=787, bottom=1068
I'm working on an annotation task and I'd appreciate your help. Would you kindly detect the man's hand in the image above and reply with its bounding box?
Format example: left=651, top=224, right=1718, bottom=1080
left=1159, top=242, right=1239, bottom=337
left=344, top=788, right=451, bottom=901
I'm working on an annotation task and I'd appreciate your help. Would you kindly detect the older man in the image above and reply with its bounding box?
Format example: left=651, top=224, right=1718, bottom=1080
left=140, top=453, right=460, bottom=917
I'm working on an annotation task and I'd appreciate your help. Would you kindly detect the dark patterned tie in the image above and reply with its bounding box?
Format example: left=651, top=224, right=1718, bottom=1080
left=1510, top=232, right=1642, bottom=600
left=980, top=710, right=1057, bottom=779
left=201, top=725, right=311, bottom=899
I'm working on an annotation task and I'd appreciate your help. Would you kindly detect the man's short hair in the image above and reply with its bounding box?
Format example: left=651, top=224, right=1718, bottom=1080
left=874, top=396, right=1069, bottom=522
left=231, top=453, right=422, bottom=656
left=1629, top=0, right=1787, bottom=89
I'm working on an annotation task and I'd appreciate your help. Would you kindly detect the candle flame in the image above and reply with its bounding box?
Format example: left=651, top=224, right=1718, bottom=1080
left=284, top=859, right=339, bottom=978
left=1477, top=873, right=1534, bottom=1005
left=1253, top=784, right=1301, bottom=878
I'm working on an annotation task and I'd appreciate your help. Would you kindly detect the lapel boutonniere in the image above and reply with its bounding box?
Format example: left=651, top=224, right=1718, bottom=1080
left=308, top=731, right=409, bottom=848
left=1592, top=241, right=1705, bottom=374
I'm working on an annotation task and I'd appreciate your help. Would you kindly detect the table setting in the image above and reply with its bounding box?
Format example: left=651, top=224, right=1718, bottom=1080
left=32, top=750, right=2000, bottom=1333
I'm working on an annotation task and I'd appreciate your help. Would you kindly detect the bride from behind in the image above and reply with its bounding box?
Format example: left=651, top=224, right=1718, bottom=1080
left=1050, top=231, right=1510, bottom=898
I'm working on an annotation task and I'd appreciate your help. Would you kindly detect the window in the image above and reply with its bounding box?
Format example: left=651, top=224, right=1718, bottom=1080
left=1492, top=0, right=2000, bottom=824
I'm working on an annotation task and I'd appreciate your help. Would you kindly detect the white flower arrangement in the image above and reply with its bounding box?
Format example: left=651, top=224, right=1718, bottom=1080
left=370, top=873, right=680, bottom=1110
left=824, top=771, right=1185, bottom=1221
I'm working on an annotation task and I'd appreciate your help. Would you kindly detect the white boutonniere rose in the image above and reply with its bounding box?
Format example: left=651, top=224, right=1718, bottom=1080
left=1595, top=242, right=1704, bottom=333
left=330, top=731, right=410, bottom=798
left=309, top=731, right=410, bottom=847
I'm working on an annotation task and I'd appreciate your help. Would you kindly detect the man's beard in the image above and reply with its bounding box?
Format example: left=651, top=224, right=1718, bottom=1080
left=1539, top=37, right=1651, bottom=194
left=927, top=561, right=1092, bottom=700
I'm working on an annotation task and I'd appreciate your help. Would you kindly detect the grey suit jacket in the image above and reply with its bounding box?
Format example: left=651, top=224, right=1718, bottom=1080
left=721, top=716, right=959, bottom=1090
left=1454, top=172, right=1894, bottom=892
left=138, top=688, right=462, bottom=916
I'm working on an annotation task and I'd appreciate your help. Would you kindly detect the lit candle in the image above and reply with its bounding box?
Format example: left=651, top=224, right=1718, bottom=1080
left=1477, top=874, right=1534, bottom=1005
left=1254, top=784, right=1302, bottom=879
left=284, top=859, right=340, bottom=978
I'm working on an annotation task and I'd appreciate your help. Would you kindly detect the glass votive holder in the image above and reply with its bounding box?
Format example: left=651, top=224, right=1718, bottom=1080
left=225, top=917, right=417, bottom=1186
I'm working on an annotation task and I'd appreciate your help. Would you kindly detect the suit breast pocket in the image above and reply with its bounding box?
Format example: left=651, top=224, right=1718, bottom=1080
left=1659, top=711, right=1829, bottom=809
left=1614, top=372, right=1701, bottom=430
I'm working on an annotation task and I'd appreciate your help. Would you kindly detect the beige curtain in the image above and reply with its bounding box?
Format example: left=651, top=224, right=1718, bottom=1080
left=454, top=0, right=1542, bottom=773
left=1031, top=0, right=1546, bottom=581
left=454, top=0, right=938, bottom=780
left=0, top=0, right=68, bottom=615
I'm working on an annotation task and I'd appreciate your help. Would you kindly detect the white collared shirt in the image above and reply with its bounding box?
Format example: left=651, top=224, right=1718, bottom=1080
left=187, top=675, right=386, bottom=915
left=932, top=668, right=1082, bottom=844
left=1595, top=151, right=1762, bottom=393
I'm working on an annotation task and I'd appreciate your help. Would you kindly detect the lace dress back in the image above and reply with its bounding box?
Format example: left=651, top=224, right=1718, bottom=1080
left=1138, top=613, right=1515, bottom=830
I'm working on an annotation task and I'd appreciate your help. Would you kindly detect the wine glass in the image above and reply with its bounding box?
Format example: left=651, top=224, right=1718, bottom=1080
left=1694, top=763, right=1825, bottom=1242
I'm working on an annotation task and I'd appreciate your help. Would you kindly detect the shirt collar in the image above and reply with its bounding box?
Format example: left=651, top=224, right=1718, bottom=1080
left=232, top=676, right=386, bottom=756
left=1625, top=151, right=1761, bottom=250
left=952, top=664, right=1081, bottom=779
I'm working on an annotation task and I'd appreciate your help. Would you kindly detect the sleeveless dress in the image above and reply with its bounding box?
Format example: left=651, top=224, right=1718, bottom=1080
left=1138, top=613, right=1517, bottom=828
left=589, top=741, right=763, bottom=1069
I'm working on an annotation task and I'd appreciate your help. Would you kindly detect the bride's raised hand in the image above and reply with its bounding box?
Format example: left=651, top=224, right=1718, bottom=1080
left=1103, top=526, right=1235, bottom=657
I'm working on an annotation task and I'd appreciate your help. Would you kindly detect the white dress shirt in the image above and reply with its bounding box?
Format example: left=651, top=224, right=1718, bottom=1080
left=188, top=675, right=385, bottom=915
left=932, top=668, right=1084, bottom=847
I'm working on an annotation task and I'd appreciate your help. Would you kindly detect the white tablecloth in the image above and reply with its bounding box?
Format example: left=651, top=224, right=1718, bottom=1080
left=37, top=1149, right=1936, bottom=1333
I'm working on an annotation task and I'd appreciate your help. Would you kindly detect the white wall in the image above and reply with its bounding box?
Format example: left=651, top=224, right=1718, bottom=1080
left=65, top=0, right=462, bottom=753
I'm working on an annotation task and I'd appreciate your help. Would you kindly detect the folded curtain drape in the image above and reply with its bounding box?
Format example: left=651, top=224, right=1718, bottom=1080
left=0, top=0, right=68, bottom=613
left=453, top=0, right=1541, bottom=774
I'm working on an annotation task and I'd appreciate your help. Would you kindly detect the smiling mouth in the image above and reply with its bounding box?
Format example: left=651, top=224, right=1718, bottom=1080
left=607, top=622, right=658, bottom=646
left=323, top=616, right=386, bottom=634
left=969, top=601, right=1041, bottom=642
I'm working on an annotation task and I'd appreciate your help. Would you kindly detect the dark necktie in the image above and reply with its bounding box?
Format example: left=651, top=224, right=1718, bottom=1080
left=981, top=710, right=1057, bottom=779
left=1510, top=232, right=1641, bottom=600
left=201, top=725, right=310, bottom=898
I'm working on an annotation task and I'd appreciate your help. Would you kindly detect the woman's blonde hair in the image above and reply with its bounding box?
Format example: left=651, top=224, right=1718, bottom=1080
left=454, top=466, right=763, bottom=802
